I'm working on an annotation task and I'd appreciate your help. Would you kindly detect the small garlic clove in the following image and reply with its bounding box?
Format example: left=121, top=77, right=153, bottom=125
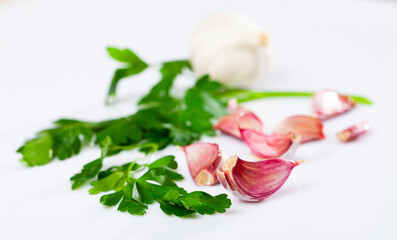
left=182, top=143, right=223, bottom=186
left=240, top=129, right=300, bottom=159
left=217, top=155, right=302, bottom=201
left=273, top=115, right=325, bottom=143
left=337, top=121, right=370, bottom=142
left=214, top=104, right=263, bottom=139
left=312, top=90, right=356, bottom=120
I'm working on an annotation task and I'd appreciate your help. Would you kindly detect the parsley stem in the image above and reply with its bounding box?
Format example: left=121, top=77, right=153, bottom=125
left=216, top=90, right=372, bottom=105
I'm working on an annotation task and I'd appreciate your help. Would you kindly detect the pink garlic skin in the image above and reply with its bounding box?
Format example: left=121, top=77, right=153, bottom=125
left=240, top=129, right=299, bottom=159
left=273, top=115, right=325, bottom=143
left=217, top=155, right=302, bottom=201
left=182, top=143, right=222, bottom=186
left=312, top=90, right=356, bottom=120
left=214, top=110, right=263, bottom=139
left=337, top=121, right=370, bottom=142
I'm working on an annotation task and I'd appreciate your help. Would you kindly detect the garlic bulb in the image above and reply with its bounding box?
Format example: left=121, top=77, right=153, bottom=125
left=189, top=13, right=271, bottom=87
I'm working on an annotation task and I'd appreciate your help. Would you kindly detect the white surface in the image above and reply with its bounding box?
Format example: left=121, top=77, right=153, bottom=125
left=1, top=0, right=397, bottom=239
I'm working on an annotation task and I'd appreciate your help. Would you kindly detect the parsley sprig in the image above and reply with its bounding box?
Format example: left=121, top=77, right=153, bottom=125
left=95, top=155, right=231, bottom=216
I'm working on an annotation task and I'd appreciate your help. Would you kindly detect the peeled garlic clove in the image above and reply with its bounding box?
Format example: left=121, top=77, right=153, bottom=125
left=214, top=111, right=263, bottom=139
left=337, top=121, right=370, bottom=142
left=182, top=143, right=224, bottom=186
left=189, top=13, right=271, bottom=87
left=312, top=90, right=356, bottom=120
left=217, top=155, right=302, bottom=201
left=273, top=115, right=325, bottom=143
left=240, top=130, right=300, bottom=159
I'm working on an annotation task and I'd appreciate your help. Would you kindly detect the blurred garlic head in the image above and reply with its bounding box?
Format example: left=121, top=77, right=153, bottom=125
left=189, top=13, right=271, bottom=87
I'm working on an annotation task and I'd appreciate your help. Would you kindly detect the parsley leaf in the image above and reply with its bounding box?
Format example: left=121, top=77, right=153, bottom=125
left=179, top=192, right=231, bottom=215
left=70, top=137, right=112, bottom=190
left=50, top=125, right=93, bottom=160
left=138, top=60, right=191, bottom=105
left=17, top=133, right=53, bottom=167
left=70, top=158, right=103, bottom=190
left=96, top=117, right=143, bottom=145
left=106, top=47, right=148, bottom=104
left=17, top=123, right=93, bottom=166
left=100, top=191, right=123, bottom=206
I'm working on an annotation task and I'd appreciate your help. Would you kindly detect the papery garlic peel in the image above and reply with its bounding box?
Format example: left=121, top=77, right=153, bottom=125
left=337, top=121, right=370, bottom=142
left=189, top=13, right=271, bottom=87
left=217, top=155, right=302, bottom=201
left=182, top=143, right=223, bottom=186
left=240, top=129, right=300, bottom=159
left=273, top=115, right=325, bottom=143
left=312, top=90, right=356, bottom=120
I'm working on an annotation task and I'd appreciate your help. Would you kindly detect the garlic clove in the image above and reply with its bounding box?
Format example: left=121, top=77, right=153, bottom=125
left=217, top=155, right=302, bottom=201
left=312, top=90, right=356, bottom=120
left=240, top=129, right=300, bottom=159
left=189, top=13, right=271, bottom=87
left=214, top=100, right=263, bottom=139
left=182, top=143, right=223, bottom=186
left=214, top=111, right=263, bottom=139
left=273, top=115, right=325, bottom=143
left=337, top=121, right=370, bottom=142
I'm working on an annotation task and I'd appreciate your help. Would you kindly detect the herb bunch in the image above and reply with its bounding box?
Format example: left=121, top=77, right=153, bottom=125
left=17, top=48, right=235, bottom=217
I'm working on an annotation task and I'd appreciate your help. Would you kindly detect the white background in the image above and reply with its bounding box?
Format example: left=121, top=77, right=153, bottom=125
left=1, top=0, right=397, bottom=239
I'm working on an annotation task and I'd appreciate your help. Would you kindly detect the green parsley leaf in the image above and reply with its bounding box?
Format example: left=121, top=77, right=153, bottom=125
left=138, top=60, right=191, bottom=105
left=106, top=47, right=148, bottom=104
left=134, top=181, right=154, bottom=204
left=70, top=158, right=103, bottom=190
left=89, top=172, right=125, bottom=194
left=50, top=125, right=93, bottom=160
left=179, top=192, right=232, bottom=215
left=159, top=201, right=195, bottom=217
left=96, top=117, right=143, bottom=145
left=147, top=155, right=177, bottom=169
left=100, top=191, right=123, bottom=206
left=17, top=133, right=53, bottom=167
left=139, top=168, right=184, bottom=186
left=117, top=182, right=148, bottom=215
left=107, top=47, right=146, bottom=64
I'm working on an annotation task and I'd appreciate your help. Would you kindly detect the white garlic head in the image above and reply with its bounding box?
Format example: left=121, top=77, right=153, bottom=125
left=189, top=13, right=271, bottom=88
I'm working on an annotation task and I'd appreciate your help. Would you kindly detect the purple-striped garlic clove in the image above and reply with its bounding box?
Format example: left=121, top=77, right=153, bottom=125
left=273, top=115, right=325, bottom=143
left=337, top=121, right=370, bottom=142
left=217, top=155, right=303, bottom=201
left=312, top=90, right=356, bottom=120
left=240, top=129, right=300, bottom=159
left=182, top=143, right=224, bottom=186
left=214, top=107, right=263, bottom=139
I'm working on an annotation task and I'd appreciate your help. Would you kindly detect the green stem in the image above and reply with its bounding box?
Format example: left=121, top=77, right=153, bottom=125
left=216, top=90, right=372, bottom=105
